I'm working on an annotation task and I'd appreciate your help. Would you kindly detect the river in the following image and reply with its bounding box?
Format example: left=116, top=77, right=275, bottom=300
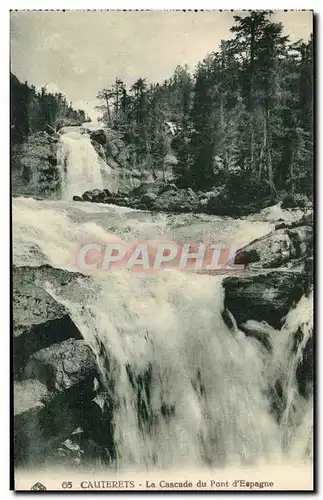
left=12, top=125, right=313, bottom=471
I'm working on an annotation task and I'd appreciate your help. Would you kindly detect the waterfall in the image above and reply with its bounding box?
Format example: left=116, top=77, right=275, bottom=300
left=58, top=127, right=104, bottom=200
left=13, top=196, right=313, bottom=471
left=46, top=272, right=280, bottom=469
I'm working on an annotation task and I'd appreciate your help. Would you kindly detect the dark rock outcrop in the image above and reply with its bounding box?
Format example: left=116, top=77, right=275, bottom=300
left=281, top=193, right=310, bottom=209
left=25, top=339, right=98, bottom=392
left=82, top=189, right=106, bottom=202
left=56, top=119, right=83, bottom=132
left=89, top=129, right=107, bottom=146
left=13, top=265, right=85, bottom=378
left=11, top=132, right=60, bottom=197
left=141, top=192, right=158, bottom=206
left=235, top=226, right=313, bottom=269
left=76, top=181, right=309, bottom=219
left=14, top=377, right=111, bottom=466
left=151, top=188, right=199, bottom=213
left=223, top=271, right=310, bottom=329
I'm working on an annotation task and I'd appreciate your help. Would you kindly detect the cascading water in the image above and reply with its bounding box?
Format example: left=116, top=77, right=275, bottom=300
left=58, top=127, right=104, bottom=200
left=13, top=195, right=313, bottom=471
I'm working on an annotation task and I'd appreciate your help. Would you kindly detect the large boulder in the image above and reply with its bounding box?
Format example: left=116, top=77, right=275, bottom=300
left=14, top=378, right=109, bottom=466
left=223, top=271, right=310, bottom=329
left=281, top=193, right=310, bottom=209
left=140, top=192, right=158, bottom=206
left=152, top=188, right=199, bottom=213
left=14, top=379, right=78, bottom=465
left=90, top=129, right=107, bottom=146
left=82, top=189, right=106, bottom=202
left=235, top=226, right=313, bottom=269
left=25, top=339, right=98, bottom=392
left=274, top=211, right=313, bottom=230
left=13, top=266, right=84, bottom=378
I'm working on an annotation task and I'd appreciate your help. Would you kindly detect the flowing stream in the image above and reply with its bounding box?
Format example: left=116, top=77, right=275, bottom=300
left=13, top=128, right=313, bottom=471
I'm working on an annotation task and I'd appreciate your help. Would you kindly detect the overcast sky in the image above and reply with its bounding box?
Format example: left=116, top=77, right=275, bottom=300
left=10, top=10, right=313, bottom=119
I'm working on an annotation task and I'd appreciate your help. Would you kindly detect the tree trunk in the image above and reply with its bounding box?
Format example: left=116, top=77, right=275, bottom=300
left=106, top=99, right=111, bottom=126
left=258, top=116, right=267, bottom=184
left=249, top=26, right=256, bottom=175
left=265, top=106, right=276, bottom=196
left=290, top=150, right=295, bottom=195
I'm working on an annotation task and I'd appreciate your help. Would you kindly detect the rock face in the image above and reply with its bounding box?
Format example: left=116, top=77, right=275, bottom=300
left=13, top=265, right=84, bottom=378
left=222, top=210, right=313, bottom=421
left=14, top=377, right=111, bottom=466
left=13, top=264, right=116, bottom=466
left=223, top=271, right=311, bottom=329
left=12, top=132, right=60, bottom=197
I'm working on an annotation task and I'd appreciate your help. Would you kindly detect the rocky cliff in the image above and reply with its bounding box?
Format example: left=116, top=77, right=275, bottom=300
left=12, top=131, right=61, bottom=198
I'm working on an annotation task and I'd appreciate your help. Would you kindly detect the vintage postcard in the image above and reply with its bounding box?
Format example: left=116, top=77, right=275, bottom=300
left=11, top=9, right=314, bottom=491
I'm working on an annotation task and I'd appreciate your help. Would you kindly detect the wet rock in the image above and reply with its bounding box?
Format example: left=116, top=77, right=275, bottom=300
left=14, top=379, right=76, bottom=465
left=239, top=320, right=275, bottom=353
left=91, top=140, right=106, bottom=161
left=104, top=188, right=113, bottom=197
left=223, top=271, right=310, bottom=329
left=14, top=377, right=104, bottom=466
left=25, top=339, right=98, bottom=392
left=235, top=226, right=313, bottom=269
left=45, top=124, right=60, bottom=138
left=274, top=211, right=313, bottom=230
left=295, top=334, right=313, bottom=398
left=82, top=189, right=106, bottom=202
left=14, top=379, right=50, bottom=416
left=73, top=195, right=83, bottom=201
left=113, top=197, right=129, bottom=207
left=90, top=129, right=107, bottom=146
left=82, top=191, right=94, bottom=201
left=13, top=267, right=83, bottom=378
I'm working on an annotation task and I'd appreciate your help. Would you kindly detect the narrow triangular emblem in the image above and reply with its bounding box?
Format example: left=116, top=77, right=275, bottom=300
left=30, top=482, right=47, bottom=491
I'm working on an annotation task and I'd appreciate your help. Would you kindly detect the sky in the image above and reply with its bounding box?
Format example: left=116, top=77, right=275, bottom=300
left=10, top=10, right=313, bottom=119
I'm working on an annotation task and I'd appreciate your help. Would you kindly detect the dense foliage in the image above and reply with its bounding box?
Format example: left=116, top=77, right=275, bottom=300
left=11, top=73, right=90, bottom=143
left=97, top=11, right=313, bottom=200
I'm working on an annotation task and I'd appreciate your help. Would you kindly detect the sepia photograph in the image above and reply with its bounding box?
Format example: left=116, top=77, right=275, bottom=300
left=11, top=9, right=314, bottom=491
